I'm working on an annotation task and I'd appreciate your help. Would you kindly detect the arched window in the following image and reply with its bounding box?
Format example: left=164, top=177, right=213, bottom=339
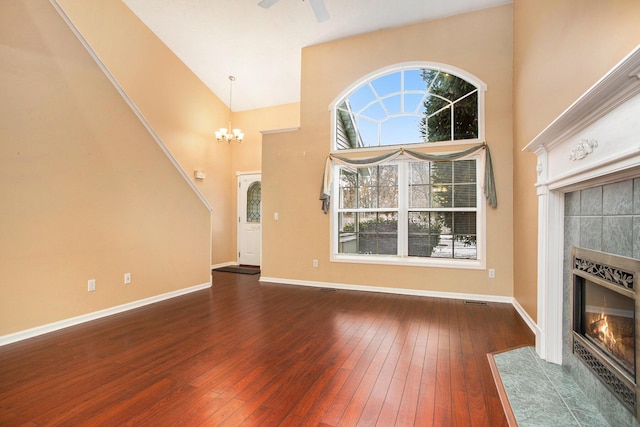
left=330, top=63, right=487, bottom=268
left=333, top=63, right=485, bottom=150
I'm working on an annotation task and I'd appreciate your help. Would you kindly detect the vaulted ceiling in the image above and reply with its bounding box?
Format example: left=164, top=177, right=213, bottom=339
left=123, top=0, right=510, bottom=111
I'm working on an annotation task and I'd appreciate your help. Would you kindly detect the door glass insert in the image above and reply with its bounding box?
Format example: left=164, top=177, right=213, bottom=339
left=246, top=182, right=261, bottom=223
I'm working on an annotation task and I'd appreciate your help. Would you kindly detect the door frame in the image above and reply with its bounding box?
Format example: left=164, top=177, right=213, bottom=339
left=237, top=171, right=262, bottom=266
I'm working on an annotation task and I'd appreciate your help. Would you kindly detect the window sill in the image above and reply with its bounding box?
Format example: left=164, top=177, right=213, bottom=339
left=330, top=254, right=485, bottom=270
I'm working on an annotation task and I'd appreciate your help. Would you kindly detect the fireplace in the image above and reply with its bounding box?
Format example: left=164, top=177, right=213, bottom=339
left=523, top=45, right=640, bottom=425
left=579, top=282, right=634, bottom=375
left=571, top=246, right=640, bottom=416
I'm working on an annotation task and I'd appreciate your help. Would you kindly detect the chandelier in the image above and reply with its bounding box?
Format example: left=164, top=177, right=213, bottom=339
left=215, top=76, right=244, bottom=142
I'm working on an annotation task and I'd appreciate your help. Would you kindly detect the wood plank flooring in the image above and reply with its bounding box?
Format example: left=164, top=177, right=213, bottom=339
left=0, top=272, right=534, bottom=426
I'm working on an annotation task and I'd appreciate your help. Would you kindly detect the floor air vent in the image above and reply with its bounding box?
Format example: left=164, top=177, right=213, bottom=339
left=464, top=301, right=488, bottom=306
left=319, top=288, right=337, bottom=293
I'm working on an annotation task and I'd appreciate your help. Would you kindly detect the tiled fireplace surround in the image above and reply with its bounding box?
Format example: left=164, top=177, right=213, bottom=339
left=524, top=45, right=640, bottom=426
left=563, top=181, right=640, bottom=425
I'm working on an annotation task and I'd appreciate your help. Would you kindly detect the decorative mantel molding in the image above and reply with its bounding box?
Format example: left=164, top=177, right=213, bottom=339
left=568, top=139, right=598, bottom=161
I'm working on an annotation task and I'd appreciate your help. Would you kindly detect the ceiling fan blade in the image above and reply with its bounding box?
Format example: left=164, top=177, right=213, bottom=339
left=258, top=0, right=280, bottom=9
left=309, top=0, right=330, bottom=22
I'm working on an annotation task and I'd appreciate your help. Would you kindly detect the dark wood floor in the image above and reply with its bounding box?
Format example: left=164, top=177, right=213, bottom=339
left=0, top=272, right=533, bottom=426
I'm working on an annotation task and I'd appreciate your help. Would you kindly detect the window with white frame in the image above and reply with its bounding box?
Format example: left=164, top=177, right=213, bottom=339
left=331, top=64, right=486, bottom=267
left=334, top=65, right=484, bottom=150
left=335, top=157, right=479, bottom=262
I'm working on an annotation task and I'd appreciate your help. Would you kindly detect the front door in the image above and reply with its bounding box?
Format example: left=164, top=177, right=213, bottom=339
left=238, top=173, right=261, bottom=266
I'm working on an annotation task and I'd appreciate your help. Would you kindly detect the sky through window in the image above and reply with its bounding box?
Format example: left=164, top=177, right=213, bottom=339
left=335, top=67, right=480, bottom=149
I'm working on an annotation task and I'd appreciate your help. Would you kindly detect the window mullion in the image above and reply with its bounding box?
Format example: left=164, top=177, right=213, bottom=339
left=450, top=101, right=455, bottom=141
left=397, top=161, right=408, bottom=257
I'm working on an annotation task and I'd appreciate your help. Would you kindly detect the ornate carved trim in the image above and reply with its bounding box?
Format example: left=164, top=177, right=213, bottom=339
left=569, top=139, right=598, bottom=161
left=574, top=256, right=634, bottom=290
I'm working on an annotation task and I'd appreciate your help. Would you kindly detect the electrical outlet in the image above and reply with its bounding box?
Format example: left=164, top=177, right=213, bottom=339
left=488, top=269, right=496, bottom=279
left=313, top=259, right=318, bottom=268
left=88, top=279, right=96, bottom=292
left=124, top=273, right=131, bottom=285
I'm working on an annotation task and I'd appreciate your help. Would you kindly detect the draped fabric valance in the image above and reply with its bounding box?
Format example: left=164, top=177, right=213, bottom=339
left=320, top=142, right=496, bottom=213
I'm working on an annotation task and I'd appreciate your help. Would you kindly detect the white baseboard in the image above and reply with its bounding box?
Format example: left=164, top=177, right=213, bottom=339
left=259, top=276, right=514, bottom=304
left=211, top=261, right=238, bottom=269
left=0, top=282, right=211, bottom=347
left=260, top=277, right=542, bottom=337
left=512, top=297, right=541, bottom=339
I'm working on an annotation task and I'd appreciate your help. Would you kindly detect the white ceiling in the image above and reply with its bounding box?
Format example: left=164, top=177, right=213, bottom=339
left=122, top=0, right=510, bottom=112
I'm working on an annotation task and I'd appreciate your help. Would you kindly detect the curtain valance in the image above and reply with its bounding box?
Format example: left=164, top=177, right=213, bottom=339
left=320, top=142, right=496, bottom=213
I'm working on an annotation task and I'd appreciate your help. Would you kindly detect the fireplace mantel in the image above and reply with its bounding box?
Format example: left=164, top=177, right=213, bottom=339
left=524, top=45, right=640, bottom=364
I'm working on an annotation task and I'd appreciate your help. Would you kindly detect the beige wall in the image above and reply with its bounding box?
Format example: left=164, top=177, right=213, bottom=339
left=263, top=5, right=515, bottom=296
left=0, top=0, right=211, bottom=335
left=231, top=103, right=300, bottom=257
left=513, top=0, right=640, bottom=321
left=233, top=103, right=300, bottom=175
left=56, top=0, right=237, bottom=265
left=56, top=0, right=301, bottom=266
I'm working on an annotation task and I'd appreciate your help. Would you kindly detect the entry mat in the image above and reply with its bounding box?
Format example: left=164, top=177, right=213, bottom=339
left=213, top=266, right=260, bottom=275
left=488, top=346, right=609, bottom=426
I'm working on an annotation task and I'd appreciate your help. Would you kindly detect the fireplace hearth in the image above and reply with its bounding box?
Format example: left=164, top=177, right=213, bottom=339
left=571, top=246, right=640, bottom=417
